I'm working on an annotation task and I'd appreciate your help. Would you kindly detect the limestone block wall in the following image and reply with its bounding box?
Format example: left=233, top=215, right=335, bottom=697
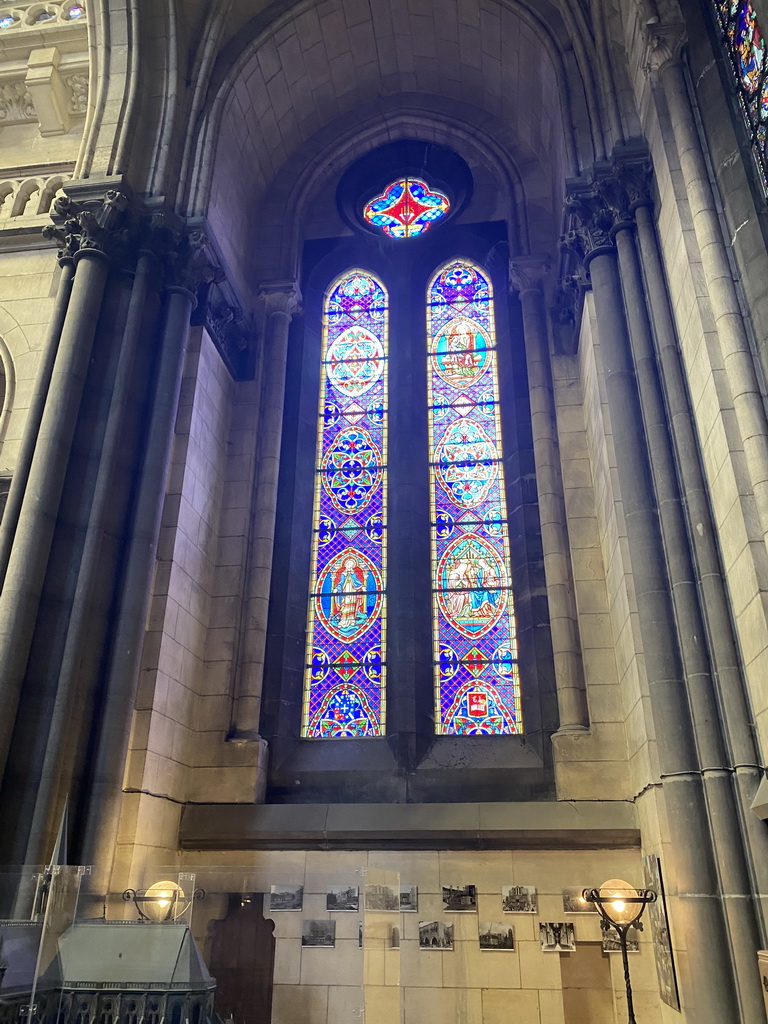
left=183, top=848, right=663, bottom=1024
left=623, top=0, right=768, bottom=763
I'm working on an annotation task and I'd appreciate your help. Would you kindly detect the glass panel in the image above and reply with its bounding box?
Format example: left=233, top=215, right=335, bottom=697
left=302, top=271, right=388, bottom=737
left=363, top=179, right=450, bottom=238
left=427, top=260, right=522, bottom=735
left=712, top=0, right=768, bottom=193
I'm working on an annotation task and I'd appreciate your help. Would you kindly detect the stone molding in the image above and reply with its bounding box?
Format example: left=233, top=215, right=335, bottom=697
left=0, top=1, right=87, bottom=37
left=509, top=254, right=552, bottom=296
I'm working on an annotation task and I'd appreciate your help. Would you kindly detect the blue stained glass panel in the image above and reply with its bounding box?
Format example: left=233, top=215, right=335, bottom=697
left=427, top=260, right=522, bottom=735
left=302, top=271, right=388, bottom=737
left=712, top=0, right=768, bottom=193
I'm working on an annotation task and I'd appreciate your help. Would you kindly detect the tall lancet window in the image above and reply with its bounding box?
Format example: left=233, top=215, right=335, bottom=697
left=712, top=0, right=768, bottom=192
left=428, top=261, right=522, bottom=735
left=301, top=271, right=388, bottom=738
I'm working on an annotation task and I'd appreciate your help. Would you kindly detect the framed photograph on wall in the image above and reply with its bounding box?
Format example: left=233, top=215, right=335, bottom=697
left=501, top=884, right=537, bottom=913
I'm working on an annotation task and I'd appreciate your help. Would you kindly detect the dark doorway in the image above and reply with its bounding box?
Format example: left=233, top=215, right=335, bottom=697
left=208, top=894, right=275, bottom=1024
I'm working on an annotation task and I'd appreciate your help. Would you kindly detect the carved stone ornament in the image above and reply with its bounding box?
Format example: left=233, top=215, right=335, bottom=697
left=166, top=228, right=223, bottom=296
left=258, top=281, right=302, bottom=320
left=0, top=82, right=36, bottom=124
left=64, top=73, right=88, bottom=115
left=42, top=190, right=129, bottom=264
left=615, top=158, right=653, bottom=211
left=561, top=188, right=618, bottom=266
left=643, top=21, right=687, bottom=76
left=509, top=255, right=552, bottom=296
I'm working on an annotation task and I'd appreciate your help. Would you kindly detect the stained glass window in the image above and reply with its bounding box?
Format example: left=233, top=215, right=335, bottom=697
left=427, top=260, right=522, bottom=735
left=712, top=0, right=768, bottom=192
left=363, top=178, right=450, bottom=238
left=301, top=271, right=388, bottom=738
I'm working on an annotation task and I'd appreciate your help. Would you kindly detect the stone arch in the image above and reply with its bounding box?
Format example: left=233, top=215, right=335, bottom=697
left=0, top=320, right=18, bottom=457
left=10, top=180, right=41, bottom=219
left=36, top=176, right=67, bottom=215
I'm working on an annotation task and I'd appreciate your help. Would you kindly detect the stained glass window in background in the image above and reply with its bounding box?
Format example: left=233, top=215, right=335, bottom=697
left=712, top=0, right=768, bottom=192
left=363, top=178, right=450, bottom=238
left=427, top=260, right=522, bottom=735
left=301, top=271, right=388, bottom=737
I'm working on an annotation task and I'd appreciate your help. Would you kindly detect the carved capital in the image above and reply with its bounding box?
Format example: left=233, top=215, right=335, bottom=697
left=42, top=189, right=129, bottom=264
left=509, top=255, right=552, bottom=295
left=259, top=281, right=302, bottom=319
left=561, top=187, right=617, bottom=265
left=643, top=22, right=687, bottom=76
left=166, top=228, right=223, bottom=296
left=615, top=157, right=653, bottom=211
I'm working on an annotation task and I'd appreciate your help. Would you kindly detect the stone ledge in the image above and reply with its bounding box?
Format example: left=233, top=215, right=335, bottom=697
left=179, top=800, right=639, bottom=851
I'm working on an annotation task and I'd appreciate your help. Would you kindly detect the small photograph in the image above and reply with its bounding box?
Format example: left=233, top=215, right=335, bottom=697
left=365, top=883, right=399, bottom=911
left=442, top=883, right=477, bottom=912
left=419, top=920, right=454, bottom=950
left=269, top=884, right=303, bottom=912
left=562, top=887, right=597, bottom=914
left=502, top=884, right=538, bottom=913
left=540, top=922, right=576, bottom=952
left=479, top=922, right=515, bottom=951
left=399, top=884, right=418, bottom=912
left=326, top=885, right=359, bottom=912
left=301, top=919, right=336, bottom=948
left=603, top=927, right=640, bottom=954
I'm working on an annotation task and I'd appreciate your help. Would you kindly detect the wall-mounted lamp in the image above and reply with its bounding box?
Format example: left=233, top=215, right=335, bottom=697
left=122, top=880, right=204, bottom=922
left=583, top=878, right=656, bottom=1024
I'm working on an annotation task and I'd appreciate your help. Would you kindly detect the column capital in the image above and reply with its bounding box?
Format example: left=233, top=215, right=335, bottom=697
left=42, top=189, right=129, bottom=265
left=614, top=155, right=654, bottom=212
left=561, top=185, right=618, bottom=266
left=258, top=280, right=302, bottom=319
left=509, top=255, right=552, bottom=295
left=642, top=21, right=687, bottom=77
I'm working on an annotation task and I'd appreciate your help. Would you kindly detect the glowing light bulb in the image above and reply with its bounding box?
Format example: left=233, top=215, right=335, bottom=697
left=612, top=898, right=626, bottom=912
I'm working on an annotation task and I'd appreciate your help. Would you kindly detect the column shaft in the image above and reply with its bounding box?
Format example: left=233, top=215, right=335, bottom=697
left=78, top=285, right=194, bottom=882
left=0, top=260, right=74, bottom=589
left=615, top=222, right=765, bottom=1021
left=588, top=247, right=738, bottom=1024
left=660, top=58, right=768, bottom=552
left=0, top=250, right=110, bottom=784
left=232, top=304, right=293, bottom=738
left=517, top=283, right=588, bottom=731
left=24, top=252, right=156, bottom=868
left=634, top=202, right=768, bottom=929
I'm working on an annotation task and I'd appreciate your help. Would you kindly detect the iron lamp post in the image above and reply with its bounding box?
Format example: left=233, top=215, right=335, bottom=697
left=583, top=878, right=656, bottom=1024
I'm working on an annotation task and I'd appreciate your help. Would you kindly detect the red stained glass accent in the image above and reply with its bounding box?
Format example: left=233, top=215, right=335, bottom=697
left=363, top=178, right=450, bottom=238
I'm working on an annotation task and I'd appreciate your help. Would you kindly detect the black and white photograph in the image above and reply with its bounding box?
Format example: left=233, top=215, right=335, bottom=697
left=326, top=885, right=359, bottom=912
left=539, top=922, right=576, bottom=952
left=399, top=885, right=418, bottom=912
left=562, top=887, right=597, bottom=914
left=479, top=922, right=515, bottom=951
left=301, top=920, right=336, bottom=948
left=602, top=927, right=640, bottom=954
left=419, top=920, right=454, bottom=950
left=442, top=883, right=477, bottom=912
left=365, top=883, right=399, bottom=911
left=644, top=854, right=680, bottom=1010
left=358, top=920, right=363, bottom=948
left=269, top=884, right=303, bottom=911
left=501, top=884, right=538, bottom=913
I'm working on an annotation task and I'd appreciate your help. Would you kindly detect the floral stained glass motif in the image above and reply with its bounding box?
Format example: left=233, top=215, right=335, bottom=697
left=301, top=271, right=388, bottom=738
left=427, top=260, right=522, bottom=735
left=363, top=178, right=450, bottom=238
left=712, top=0, right=768, bottom=192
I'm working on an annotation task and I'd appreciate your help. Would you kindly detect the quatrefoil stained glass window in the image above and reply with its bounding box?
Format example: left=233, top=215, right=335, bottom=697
left=363, top=178, right=450, bottom=238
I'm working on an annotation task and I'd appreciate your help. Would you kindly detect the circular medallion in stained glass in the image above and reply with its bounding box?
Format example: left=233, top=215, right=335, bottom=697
left=363, top=178, right=450, bottom=238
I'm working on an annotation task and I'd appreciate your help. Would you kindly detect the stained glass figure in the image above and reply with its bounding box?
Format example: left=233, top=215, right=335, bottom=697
left=427, top=260, right=522, bottom=735
left=363, top=178, right=450, bottom=238
left=712, top=0, right=768, bottom=192
left=302, top=271, right=388, bottom=737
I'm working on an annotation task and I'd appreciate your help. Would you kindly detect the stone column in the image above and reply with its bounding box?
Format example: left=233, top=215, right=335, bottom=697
left=633, top=197, right=768, bottom=928
left=0, top=248, right=74, bottom=589
left=609, top=172, right=765, bottom=1019
left=564, top=187, right=739, bottom=1024
left=78, top=237, right=204, bottom=881
left=646, top=25, right=768, bottom=556
left=0, top=190, right=128, bottom=785
left=231, top=282, right=300, bottom=742
left=509, top=256, right=588, bottom=732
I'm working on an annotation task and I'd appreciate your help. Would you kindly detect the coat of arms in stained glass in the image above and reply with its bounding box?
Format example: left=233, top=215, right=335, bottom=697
left=427, top=260, right=522, bottom=735
left=301, top=271, right=388, bottom=738
left=363, top=178, right=450, bottom=238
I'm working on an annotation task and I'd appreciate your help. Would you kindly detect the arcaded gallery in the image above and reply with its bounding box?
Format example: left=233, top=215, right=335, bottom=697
left=2, top=0, right=768, bottom=1021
